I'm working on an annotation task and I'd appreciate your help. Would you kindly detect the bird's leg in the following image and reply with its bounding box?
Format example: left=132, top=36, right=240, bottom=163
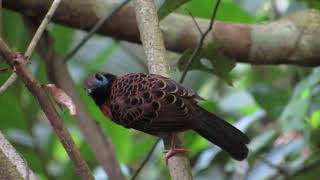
left=164, top=133, right=188, bottom=165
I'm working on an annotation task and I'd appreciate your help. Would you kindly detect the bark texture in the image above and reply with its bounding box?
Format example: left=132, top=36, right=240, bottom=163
left=3, top=0, right=320, bottom=66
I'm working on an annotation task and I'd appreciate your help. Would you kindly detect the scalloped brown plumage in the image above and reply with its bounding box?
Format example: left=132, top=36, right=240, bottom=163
left=84, top=72, right=250, bottom=161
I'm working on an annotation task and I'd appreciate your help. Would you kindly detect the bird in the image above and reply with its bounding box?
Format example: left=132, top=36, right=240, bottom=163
left=84, top=72, right=250, bottom=163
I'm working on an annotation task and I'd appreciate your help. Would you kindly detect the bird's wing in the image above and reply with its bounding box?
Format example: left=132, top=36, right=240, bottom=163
left=150, top=74, right=204, bottom=100
left=109, top=73, right=198, bottom=135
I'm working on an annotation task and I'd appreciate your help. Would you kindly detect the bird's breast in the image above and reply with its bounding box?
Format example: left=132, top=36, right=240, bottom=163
left=100, top=104, right=114, bottom=120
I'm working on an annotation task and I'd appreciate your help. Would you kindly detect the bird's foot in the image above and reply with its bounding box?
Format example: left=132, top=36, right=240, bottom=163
left=164, top=148, right=188, bottom=165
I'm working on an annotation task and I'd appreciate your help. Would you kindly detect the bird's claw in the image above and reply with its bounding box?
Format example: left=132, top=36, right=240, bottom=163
left=164, top=148, right=188, bottom=165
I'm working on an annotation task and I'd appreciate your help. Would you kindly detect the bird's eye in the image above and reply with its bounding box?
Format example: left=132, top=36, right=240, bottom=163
left=95, top=74, right=104, bottom=81
left=94, top=74, right=109, bottom=87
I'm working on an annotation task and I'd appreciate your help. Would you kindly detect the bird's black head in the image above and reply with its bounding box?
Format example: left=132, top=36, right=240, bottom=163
left=84, top=72, right=116, bottom=105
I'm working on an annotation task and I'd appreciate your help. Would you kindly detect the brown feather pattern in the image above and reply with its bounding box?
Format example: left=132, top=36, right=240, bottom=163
left=108, top=73, right=196, bottom=135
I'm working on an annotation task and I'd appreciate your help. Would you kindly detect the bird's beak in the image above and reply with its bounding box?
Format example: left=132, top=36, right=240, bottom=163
left=84, top=82, right=94, bottom=94
left=83, top=80, right=94, bottom=95
left=85, top=88, right=92, bottom=94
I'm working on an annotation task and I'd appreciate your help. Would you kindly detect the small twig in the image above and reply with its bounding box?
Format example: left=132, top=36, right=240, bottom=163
left=261, top=157, right=288, bottom=176
left=25, top=0, right=62, bottom=60
left=131, top=138, right=161, bottom=180
left=0, top=38, right=94, bottom=179
left=0, top=0, right=61, bottom=95
left=286, top=159, right=320, bottom=179
left=185, top=9, right=203, bottom=36
left=0, top=73, right=17, bottom=95
left=179, top=0, right=221, bottom=83
left=63, top=0, right=132, bottom=62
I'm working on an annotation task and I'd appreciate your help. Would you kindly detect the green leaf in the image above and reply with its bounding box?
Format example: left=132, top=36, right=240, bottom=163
left=239, top=104, right=260, bottom=116
left=309, top=128, right=320, bottom=152
left=199, top=100, right=219, bottom=113
left=52, top=135, right=69, bottom=162
left=177, top=43, right=235, bottom=85
left=309, top=110, right=320, bottom=128
left=292, top=69, right=320, bottom=97
left=248, top=129, right=278, bottom=155
left=35, top=58, right=49, bottom=83
left=181, top=0, right=254, bottom=23
left=280, top=68, right=320, bottom=131
left=158, top=0, right=191, bottom=20
left=215, top=1, right=254, bottom=23
left=181, top=0, right=215, bottom=19
left=86, top=41, right=118, bottom=73
left=249, top=83, right=291, bottom=118
left=2, top=9, right=29, bottom=52
left=185, top=132, right=209, bottom=157
left=128, top=136, right=154, bottom=162
left=280, top=89, right=310, bottom=131
left=51, top=24, right=75, bottom=55
left=0, top=78, right=28, bottom=130
left=301, top=0, right=320, bottom=9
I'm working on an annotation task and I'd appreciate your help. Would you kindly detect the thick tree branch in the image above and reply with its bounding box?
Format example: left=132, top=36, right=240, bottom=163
left=133, top=0, right=192, bottom=179
left=3, top=0, right=320, bottom=66
left=132, top=1, right=222, bottom=177
left=23, top=19, right=124, bottom=180
left=0, top=38, right=94, bottom=180
left=0, top=131, right=37, bottom=180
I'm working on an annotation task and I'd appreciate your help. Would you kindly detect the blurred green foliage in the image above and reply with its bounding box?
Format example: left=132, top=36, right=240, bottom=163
left=178, top=43, right=236, bottom=85
left=158, top=0, right=191, bottom=20
left=180, top=0, right=254, bottom=22
left=0, top=0, right=319, bottom=180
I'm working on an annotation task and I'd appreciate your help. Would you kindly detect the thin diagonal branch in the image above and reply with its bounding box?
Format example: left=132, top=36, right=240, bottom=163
left=185, top=9, right=203, bottom=36
left=63, top=0, right=132, bottom=62
left=25, top=0, right=61, bottom=60
left=0, top=0, right=61, bottom=95
left=0, top=73, right=17, bottom=95
left=0, top=38, right=93, bottom=180
left=131, top=138, right=161, bottom=180
left=180, top=0, right=221, bottom=83
left=23, top=18, right=124, bottom=180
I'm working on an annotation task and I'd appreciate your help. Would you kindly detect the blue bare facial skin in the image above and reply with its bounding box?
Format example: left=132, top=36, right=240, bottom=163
left=84, top=73, right=109, bottom=95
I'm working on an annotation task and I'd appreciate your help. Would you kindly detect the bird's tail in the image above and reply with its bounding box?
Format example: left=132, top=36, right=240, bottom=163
left=191, top=108, right=250, bottom=160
